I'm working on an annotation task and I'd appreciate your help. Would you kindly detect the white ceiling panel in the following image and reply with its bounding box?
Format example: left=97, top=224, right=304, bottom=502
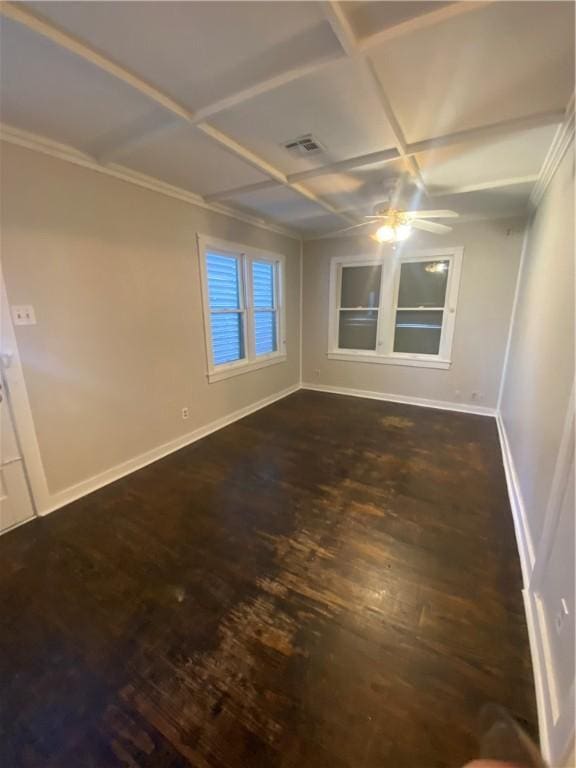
left=294, top=212, right=352, bottom=237
left=370, top=1, right=575, bottom=143
left=0, top=17, right=158, bottom=150
left=417, top=123, right=559, bottom=192
left=23, top=1, right=342, bottom=112
left=228, top=186, right=333, bottom=225
left=429, top=182, right=534, bottom=220
left=117, top=126, right=269, bottom=197
left=212, top=59, right=399, bottom=174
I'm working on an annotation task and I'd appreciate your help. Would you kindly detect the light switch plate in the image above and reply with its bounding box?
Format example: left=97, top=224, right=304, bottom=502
left=11, top=305, right=36, bottom=326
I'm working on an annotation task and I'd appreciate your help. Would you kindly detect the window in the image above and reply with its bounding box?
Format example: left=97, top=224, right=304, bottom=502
left=328, top=248, right=463, bottom=369
left=199, top=236, right=286, bottom=382
left=252, top=260, right=278, bottom=357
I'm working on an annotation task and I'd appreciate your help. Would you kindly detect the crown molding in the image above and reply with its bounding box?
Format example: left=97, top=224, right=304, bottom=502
left=530, top=94, right=575, bottom=208
left=0, top=124, right=301, bottom=241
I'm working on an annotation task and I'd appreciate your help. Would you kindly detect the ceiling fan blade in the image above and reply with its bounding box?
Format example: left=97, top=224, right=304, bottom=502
left=404, top=209, right=459, bottom=219
left=411, top=219, right=453, bottom=234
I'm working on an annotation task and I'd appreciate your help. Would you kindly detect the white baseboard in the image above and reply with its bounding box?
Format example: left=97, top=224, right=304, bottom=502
left=41, top=383, right=301, bottom=515
left=301, top=382, right=496, bottom=416
left=495, top=413, right=535, bottom=588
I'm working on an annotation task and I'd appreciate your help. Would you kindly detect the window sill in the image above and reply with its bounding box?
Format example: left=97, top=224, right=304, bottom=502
left=208, top=353, right=287, bottom=383
left=327, top=351, right=451, bottom=370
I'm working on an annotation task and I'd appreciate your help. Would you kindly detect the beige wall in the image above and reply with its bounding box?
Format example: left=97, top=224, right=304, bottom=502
left=302, top=218, right=524, bottom=409
left=500, top=144, right=575, bottom=548
left=0, top=143, right=301, bottom=496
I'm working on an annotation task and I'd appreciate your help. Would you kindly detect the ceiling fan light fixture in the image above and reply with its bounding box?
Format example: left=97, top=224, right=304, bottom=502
left=375, top=221, right=412, bottom=244
left=375, top=224, right=395, bottom=243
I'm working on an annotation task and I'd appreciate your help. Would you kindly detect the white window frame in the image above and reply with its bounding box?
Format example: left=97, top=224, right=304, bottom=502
left=198, top=234, right=286, bottom=383
left=328, top=247, right=463, bottom=370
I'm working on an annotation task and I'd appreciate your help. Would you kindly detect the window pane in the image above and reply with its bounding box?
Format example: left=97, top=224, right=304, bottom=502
left=206, top=252, right=241, bottom=310
left=252, top=261, right=275, bottom=308
left=394, top=310, right=443, bottom=354
left=397, top=260, right=449, bottom=308
left=254, top=310, right=277, bottom=356
left=210, top=312, right=244, bottom=365
left=338, top=310, right=378, bottom=350
left=341, top=265, right=381, bottom=308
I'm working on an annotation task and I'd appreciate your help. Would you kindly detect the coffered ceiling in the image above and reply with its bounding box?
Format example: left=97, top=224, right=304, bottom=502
left=0, top=1, right=574, bottom=238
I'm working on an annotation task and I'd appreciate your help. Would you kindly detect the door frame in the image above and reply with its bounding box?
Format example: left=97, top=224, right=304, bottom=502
left=1, top=275, right=50, bottom=516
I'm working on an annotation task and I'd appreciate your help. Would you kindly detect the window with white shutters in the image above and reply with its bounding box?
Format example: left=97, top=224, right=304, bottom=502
left=199, top=236, right=286, bottom=382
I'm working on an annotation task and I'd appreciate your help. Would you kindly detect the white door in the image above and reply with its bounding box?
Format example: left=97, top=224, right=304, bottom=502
left=0, top=373, right=35, bottom=532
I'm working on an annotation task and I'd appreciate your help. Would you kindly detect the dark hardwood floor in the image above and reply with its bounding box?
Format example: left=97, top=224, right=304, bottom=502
left=0, top=391, right=536, bottom=768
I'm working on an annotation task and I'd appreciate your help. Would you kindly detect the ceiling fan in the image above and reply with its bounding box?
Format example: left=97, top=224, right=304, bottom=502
left=334, top=204, right=460, bottom=243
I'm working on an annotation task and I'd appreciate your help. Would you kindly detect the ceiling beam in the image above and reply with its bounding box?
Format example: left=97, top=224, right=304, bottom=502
left=322, top=2, right=428, bottom=194
left=63, top=0, right=494, bottom=163
left=196, top=122, right=288, bottom=185
left=205, top=179, right=280, bottom=203
left=407, top=110, right=564, bottom=155
left=358, top=1, right=495, bottom=53
left=362, top=58, right=427, bottom=193
left=187, top=123, right=355, bottom=219
left=98, top=53, right=346, bottom=163
left=322, top=1, right=357, bottom=56
left=204, top=109, right=562, bottom=202
left=414, top=175, right=541, bottom=198
left=0, top=1, right=358, bottom=227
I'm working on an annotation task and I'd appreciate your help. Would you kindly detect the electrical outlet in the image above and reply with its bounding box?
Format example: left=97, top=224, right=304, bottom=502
left=314, top=368, right=321, bottom=378
left=11, top=305, right=36, bottom=326
left=181, top=407, right=189, bottom=420
left=555, top=598, right=569, bottom=634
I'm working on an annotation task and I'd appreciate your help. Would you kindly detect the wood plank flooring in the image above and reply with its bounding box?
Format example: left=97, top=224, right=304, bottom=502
left=0, top=391, right=536, bottom=768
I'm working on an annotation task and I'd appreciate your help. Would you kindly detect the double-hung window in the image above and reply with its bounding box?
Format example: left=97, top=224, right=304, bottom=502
left=199, top=235, right=286, bottom=382
left=329, top=247, right=463, bottom=369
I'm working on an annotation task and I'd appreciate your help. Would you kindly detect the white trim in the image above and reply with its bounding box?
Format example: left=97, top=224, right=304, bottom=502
left=0, top=514, right=37, bottom=536
left=495, top=413, right=535, bottom=587
left=531, top=385, right=575, bottom=590
left=531, top=95, right=575, bottom=208
left=497, top=221, right=531, bottom=411
left=207, top=354, right=287, bottom=383
left=326, top=352, right=451, bottom=369
left=41, top=384, right=300, bottom=516
left=301, top=382, right=495, bottom=416
left=0, top=124, right=300, bottom=240
left=523, top=589, right=554, bottom=762
left=523, top=592, right=575, bottom=767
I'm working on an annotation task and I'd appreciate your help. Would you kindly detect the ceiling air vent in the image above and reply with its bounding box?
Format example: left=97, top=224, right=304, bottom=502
left=282, top=134, right=325, bottom=156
